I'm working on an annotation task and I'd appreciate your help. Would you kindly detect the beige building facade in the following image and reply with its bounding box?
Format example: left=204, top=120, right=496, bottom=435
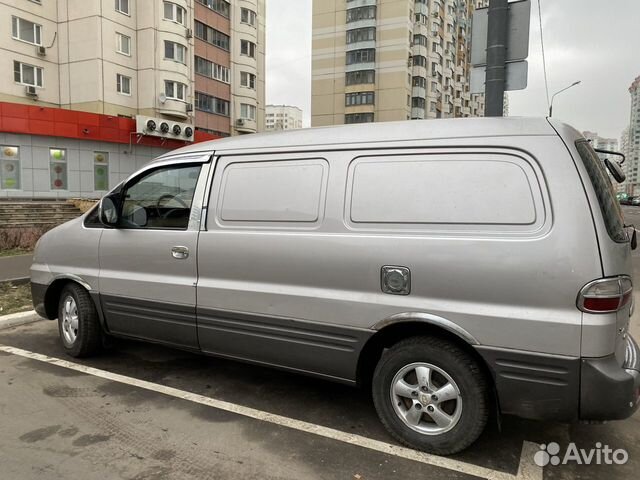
left=265, top=104, right=303, bottom=131
left=1, top=0, right=265, bottom=136
left=312, top=0, right=485, bottom=127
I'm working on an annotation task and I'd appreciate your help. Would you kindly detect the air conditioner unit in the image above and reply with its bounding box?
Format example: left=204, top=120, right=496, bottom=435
left=25, top=86, right=38, bottom=97
left=236, top=118, right=245, bottom=126
left=186, top=103, right=193, bottom=113
left=36, top=46, right=46, bottom=56
left=186, top=28, right=193, bottom=39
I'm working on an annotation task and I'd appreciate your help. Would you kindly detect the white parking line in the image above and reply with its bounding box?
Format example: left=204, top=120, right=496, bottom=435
left=0, top=344, right=541, bottom=480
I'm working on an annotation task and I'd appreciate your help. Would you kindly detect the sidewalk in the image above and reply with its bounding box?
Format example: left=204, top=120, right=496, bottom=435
left=0, top=254, right=32, bottom=282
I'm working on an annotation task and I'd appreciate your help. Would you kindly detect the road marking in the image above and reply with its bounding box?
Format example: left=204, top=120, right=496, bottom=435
left=0, top=344, right=541, bottom=480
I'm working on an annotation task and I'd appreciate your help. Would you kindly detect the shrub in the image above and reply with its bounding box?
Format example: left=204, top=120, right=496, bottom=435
left=0, top=226, right=55, bottom=252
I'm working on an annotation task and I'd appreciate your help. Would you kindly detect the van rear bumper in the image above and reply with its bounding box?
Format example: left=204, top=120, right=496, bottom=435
left=579, top=335, right=640, bottom=421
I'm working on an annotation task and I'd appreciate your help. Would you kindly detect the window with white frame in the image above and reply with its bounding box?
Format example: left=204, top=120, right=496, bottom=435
left=115, top=0, right=130, bottom=15
left=14, top=61, right=43, bottom=87
left=240, top=103, right=256, bottom=121
left=93, top=152, right=109, bottom=191
left=165, top=80, right=186, bottom=101
left=12, top=17, right=42, bottom=45
left=240, top=40, right=256, bottom=58
left=0, top=146, right=20, bottom=190
left=116, top=33, right=131, bottom=55
left=116, top=74, right=131, bottom=95
left=163, top=2, right=186, bottom=25
left=240, top=72, right=256, bottom=89
left=240, top=8, right=257, bottom=27
left=195, top=56, right=230, bottom=83
left=164, top=41, right=187, bottom=64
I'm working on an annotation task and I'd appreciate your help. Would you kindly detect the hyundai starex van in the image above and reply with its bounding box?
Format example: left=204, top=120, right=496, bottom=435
left=31, top=117, right=640, bottom=455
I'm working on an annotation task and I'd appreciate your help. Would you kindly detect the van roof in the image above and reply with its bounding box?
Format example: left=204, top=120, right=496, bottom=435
left=158, top=117, right=558, bottom=160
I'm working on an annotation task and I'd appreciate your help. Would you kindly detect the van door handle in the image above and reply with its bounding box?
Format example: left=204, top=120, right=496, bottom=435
left=171, top=246, right=189, bottom=259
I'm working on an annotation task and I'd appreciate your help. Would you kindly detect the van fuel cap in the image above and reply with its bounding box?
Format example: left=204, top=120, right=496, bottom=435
left=381, top=266, right=411, bottom=295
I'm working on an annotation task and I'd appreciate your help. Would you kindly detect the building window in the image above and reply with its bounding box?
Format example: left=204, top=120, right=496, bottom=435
left=164, top=2, right=186, bottom=25
left=413, top=34, right=427, bottom=47
left=165, top=80, right=186, bottom=101
left=240, top=72, right=256, bottom=89
left=240, top=40, right=256, bottom=58
left=412, top=76, right=427, bottom=88
left=240, top=8, right=257, bottom=27
left=50, top=148, right=67, bottom=190
left=93, top=152, right=109, bottom=191
left=0, top=146, right=20, bottom=190
left=195, top=21, right=230, bottom=51
left=116, top=74, right=131, bottom=95
left=195, top=0, right=230, bottom=18
left=164, top=40, right=187, bottom=63
left=345, top=113, right=374, bottom=124
left=346, top=48, right=375, bottom=65
left=12, top=17, right=42, bottom=45
left=195, top=92, right=230, bottom=116
left=346, top=27, right=376, bottom=44
left=346, top=6, right=376, bottom=23
left=115, top=0, right=129, bottom=15
left=430, top=101, right=437, bottom=112
left=195, top=56, right=230, bottom=83
left=345, top=69, right=375, bottom=86
left=14, top=61, right=43, bottom=87
left=240, top=103, right=257, bottom=121
left=412, top=97, right=426, bottom=109
left=116, top=33, right=131, bottom=55
left=345, top=91, right=375, bottom=106
left=413, top=55, right=427, bottom=67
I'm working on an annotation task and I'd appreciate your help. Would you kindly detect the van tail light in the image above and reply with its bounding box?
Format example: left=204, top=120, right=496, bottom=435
left=578, top=276, right=633, bottom=313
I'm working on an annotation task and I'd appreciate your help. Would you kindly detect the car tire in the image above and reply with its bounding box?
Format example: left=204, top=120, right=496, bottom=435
left=372, top=336, right=490, bottom=455
left=57, top=283, right=103, bottom=358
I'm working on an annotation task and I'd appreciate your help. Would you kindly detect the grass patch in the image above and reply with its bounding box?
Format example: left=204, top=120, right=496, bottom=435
left=0, top=282, right=32, bottom=316
left=0, top=248, right=32, bottom=258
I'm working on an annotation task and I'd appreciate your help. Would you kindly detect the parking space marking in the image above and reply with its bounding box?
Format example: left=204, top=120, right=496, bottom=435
left=0, top=344, right=541, bottom=480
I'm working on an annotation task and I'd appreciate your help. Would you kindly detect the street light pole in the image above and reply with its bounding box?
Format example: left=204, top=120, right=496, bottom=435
left=485, top=0, right=509, bottom=117
left=549, top=81, right=581, bottom=117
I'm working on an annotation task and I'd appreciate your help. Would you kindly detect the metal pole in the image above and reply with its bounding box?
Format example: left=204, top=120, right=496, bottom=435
left=485, top=0, right=509, bottom=117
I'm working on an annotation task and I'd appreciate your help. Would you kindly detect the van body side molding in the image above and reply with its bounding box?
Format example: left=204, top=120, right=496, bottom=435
left=372, top=312, right=480, bottom=346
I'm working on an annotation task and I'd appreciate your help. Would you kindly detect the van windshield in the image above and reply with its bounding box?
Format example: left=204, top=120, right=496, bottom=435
left=575, top=140, right=627, bottom=243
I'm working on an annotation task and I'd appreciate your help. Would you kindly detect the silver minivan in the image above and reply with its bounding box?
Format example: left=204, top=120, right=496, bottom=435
left=31, top=117, right=640, bottom=454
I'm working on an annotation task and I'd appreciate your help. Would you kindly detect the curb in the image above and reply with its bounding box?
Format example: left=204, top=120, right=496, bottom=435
left=0, top=277, right=30, bottom=286
left=0, top=310, right=41, bottom=330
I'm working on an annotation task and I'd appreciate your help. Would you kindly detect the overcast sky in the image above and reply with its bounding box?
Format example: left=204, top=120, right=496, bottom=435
left=266, top=0, right=640, bottom=139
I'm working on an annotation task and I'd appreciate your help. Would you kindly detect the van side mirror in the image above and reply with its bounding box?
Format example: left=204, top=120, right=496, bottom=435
left=99, top=195, right=120, bottom=227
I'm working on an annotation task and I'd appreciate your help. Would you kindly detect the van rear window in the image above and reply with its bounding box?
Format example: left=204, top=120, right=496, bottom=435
left=575, top=140, right=627, bottom=243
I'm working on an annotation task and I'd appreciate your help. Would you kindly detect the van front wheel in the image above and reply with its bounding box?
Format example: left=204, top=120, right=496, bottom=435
left=57, top=284, right=102, bottom=358
left=372, top=336, right=489, bottom=455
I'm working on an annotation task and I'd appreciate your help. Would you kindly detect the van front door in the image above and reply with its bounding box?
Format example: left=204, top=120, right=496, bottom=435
left=98, top=158, right=210, bottom=349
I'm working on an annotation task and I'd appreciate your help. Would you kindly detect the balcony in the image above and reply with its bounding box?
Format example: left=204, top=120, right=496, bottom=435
left=412, top=86, right=426, bottom=98
left=158, top=98, right=190, bottom=120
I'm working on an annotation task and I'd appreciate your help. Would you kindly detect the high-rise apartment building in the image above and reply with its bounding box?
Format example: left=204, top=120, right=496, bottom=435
left=627, top=76, right=640, bottom=193
left=194, top=0, right=265, bottom=137
left=0, top=0, right=265, bottom=198
left=311, top=0, right=485, bottom=127
left=265, top=105, right=303, bottom=131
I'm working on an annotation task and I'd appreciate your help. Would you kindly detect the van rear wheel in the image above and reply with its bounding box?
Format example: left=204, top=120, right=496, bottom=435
left=57, top=283, right=102, bottom=358
left=372, top=336, right=489, bottom=455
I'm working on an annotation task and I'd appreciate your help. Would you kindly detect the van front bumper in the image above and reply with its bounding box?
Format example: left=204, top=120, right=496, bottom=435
left=31, top=282, right=48, bottom=318
left=580, top=335, right=640, bottom=421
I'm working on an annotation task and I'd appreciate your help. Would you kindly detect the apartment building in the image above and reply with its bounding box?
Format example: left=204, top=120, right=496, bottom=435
left=265, top=104, right=303, bottom=131
left=194, top=0, right=265, bottom=137
left=0, top=0, right=265, bottom=198
left=627, top=76, right=640, bottom=194
left=311, top=0, right=485, bottom=127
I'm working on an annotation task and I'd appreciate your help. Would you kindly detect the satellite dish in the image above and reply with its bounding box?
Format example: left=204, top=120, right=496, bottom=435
left=159, top=93, right=167, bottom=104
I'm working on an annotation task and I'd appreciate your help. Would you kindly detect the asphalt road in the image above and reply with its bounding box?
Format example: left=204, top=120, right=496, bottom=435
left=2, top=211, right=640, bottom=479
left=0, top=254, right=32, bottom=282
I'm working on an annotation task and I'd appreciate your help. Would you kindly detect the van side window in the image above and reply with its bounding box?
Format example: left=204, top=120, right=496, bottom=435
left=348, top=155, right=537, bottom=227
left=120, top=164, right=202, bottom=230
left=575, top=140, right=627, bottom=243
left=217, top=159, right=328, bottom=225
